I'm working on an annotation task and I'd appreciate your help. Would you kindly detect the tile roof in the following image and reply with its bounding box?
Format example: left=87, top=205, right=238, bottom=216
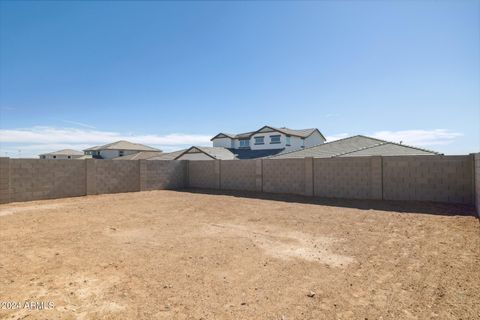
left=84, top=140, right=160, bottom=152
left=112, top=151, right=164, bottom=160
left=174, top=146, right=236, bottom=160
left=147, top=149, right=188, bottom=160
left=271, top=135, right=440, bottom=159
left=229, top=148, right=285, bottom=159
left=39, top=149, right=84, bottom=156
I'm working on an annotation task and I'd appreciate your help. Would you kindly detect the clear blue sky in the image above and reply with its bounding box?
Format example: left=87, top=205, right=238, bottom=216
left=0, top=0, right=478, bottom=157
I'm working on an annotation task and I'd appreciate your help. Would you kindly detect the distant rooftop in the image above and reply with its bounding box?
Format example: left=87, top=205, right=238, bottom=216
left=84, top=140, right=160, bottom=152
left=271, top=135, right=440, bottom=159
left=175, top=146, right=236, bottom=160
left=148, top=149, right=188, bottom=160
left=112, top=151, right=164, bottom=160
left=211, top=125, right=325, bottom=141
left=39, top=149, right=84, bottom=156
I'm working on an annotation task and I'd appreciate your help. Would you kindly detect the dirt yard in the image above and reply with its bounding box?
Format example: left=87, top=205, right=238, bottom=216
left=0, top=190, right=479, bottom=320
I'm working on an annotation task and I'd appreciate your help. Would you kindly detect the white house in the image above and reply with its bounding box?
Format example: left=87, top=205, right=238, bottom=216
left=211, top=126, right=326, bottom=159
left=84, top=140, right=161, bottom=159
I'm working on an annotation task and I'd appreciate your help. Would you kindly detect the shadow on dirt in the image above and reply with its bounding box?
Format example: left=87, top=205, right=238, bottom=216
left=178, top=188, right=477, bottom=217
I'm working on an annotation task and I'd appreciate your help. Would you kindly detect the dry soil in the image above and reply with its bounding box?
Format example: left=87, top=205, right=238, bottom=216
left=0, top=190, right=479, bottom=319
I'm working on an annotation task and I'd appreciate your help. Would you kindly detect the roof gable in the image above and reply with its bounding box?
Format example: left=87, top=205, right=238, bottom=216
left=174, top=146, right=236, bottom=160
left=211, top=126, right=325, bottom=141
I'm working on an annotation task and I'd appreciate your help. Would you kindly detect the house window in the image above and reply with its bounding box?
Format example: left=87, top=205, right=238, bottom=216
left=119, top=150, right=124, bottom=157
left=254, top=136, right=264, bottom=145
left=286, top=135, right=291, bottom=146
left=68, top=156, right=71, bottom=159
left=53, top=156, right=56, bottom=159
left=239, top=139, right=249, bottom=148
left=301, top=138, right=305, bottom=148
left=270, top=135, right=281, bottom=144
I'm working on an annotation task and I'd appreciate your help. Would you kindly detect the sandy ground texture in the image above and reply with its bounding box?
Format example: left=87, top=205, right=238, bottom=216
left=0, top=190, right=479, bottom=320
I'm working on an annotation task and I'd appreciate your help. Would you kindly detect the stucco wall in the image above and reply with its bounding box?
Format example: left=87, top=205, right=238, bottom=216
left=383, top=155, right=473, bottom=204
left=220, top=159, right=257, bottom=191
left=99, top=149, right=138, bottom=160
left=40, top=155, right=84, bottom=160
left=305, top=131, right=325, bottom=148
left=8, top=159, right=86, bottom=202
left=212, top=138, right=233, bottom=149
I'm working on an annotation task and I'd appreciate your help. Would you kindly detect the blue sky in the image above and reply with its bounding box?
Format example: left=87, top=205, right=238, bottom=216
left=0, top=0, right=478, bottom=157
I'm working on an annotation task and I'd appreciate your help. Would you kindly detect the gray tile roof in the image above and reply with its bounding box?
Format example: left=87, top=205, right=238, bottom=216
left=112, top=151, right=164, bottom=160
left=271, top=135, right=440, bottom=159
left=229, top=148, right=285, bottom=159
left=39, top=149, right=84, bottom=156
left=84, top=140, right=160, bottom=152
left=174, top=146, right=236, bottom=160
left=147, top=149, right=188, bottom=160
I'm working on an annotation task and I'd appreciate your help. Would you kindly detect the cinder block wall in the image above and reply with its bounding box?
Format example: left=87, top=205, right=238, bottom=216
left=0, top=158, right=11, bottom=204
left=475, top=153, right=480, bottom=217
left=0, top=158, right=187, bottom=204
left=262, top=158, right=306, bottom=195
left=142, top=160, right=187, bottom=191
left=188, top=160, right=220, bottom=189
left=383, top=155, right=473, bottom=204
left=188, top=155, right=475, bottom=206
left=314, top=157, right=382, bottom=200
left=220, top=159, right=257, bottom=192
left=0, top=155, right=477, bottom=207
left=95, top=160, right=140, bottom=194
left=9, top=159, right=86, bottom=202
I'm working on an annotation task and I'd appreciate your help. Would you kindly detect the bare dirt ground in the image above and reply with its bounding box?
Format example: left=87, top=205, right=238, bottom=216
left=0, top=190, right=479, bottom=320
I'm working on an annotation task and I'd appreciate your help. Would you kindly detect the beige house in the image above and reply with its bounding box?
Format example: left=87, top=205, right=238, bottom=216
left=39, top=149, right=85, bottom=160
left=84, top=140, right=161, bottom=159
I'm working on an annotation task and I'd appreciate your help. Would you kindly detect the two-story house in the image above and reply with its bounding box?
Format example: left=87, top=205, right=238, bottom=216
left=211, top=126, right=326, bottom=159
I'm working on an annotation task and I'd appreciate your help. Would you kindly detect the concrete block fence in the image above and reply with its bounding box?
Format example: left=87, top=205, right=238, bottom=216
left=1, top=154, right=479, bottom=216
left=0, top=158, right=188, bottom=204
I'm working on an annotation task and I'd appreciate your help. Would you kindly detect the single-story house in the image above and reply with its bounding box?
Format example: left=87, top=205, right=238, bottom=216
left=39, top=149, right=85, bottom=160
left=84, top=140, right=161, bottom=159
left=211, top=125, right=326, bottom=159
left=271, top=135, right=440, bottom=159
